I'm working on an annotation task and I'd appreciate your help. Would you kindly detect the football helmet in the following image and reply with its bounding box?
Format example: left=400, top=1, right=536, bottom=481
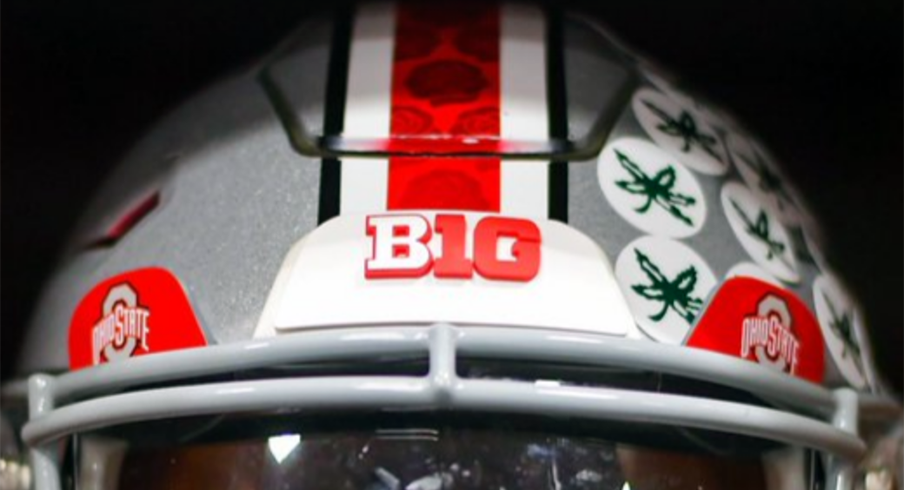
left=2, top=3, right=901, bottom=490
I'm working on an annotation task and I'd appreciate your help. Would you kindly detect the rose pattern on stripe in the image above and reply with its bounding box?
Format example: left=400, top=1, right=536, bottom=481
left=389, top=4, right=501, bottom=211
left=450, top=107, right=500, bottom=136
left=406, top=60, right=489, bottom=107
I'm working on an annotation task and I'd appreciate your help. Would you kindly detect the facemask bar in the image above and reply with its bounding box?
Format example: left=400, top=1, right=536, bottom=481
left=855, top=423, right=904, bottom=489
left=18, top=324, right=901, bottom=490
left=0, top=404, right=31, bottom=490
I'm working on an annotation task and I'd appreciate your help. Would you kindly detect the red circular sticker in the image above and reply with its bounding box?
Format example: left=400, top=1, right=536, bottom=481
left=68, top=267, right=207, bottom=370
left=686, top=277, right=825, bottom=383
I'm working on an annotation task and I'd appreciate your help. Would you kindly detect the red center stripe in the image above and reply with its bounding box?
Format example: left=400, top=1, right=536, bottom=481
left=387, top=4, right=501, bottom=212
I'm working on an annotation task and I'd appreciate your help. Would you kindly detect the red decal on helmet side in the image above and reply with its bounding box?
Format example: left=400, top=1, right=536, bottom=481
left=387, top=4, right=501, bottom=211
left=68, top=268, right=207, bottom=370
left=686, top=277, right=825, bottom=383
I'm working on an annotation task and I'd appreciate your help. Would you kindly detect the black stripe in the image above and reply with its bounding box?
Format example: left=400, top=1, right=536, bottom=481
left=318, top=7, right=353, bottom=224
left=545, top=5, right=568, bottom=223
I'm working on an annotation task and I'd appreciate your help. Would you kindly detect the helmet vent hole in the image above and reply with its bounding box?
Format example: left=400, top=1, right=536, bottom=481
left=87, top=192, right=160, bottom=248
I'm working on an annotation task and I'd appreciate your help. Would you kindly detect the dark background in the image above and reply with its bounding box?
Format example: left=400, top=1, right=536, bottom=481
left=3, top=0, right=902, bottom=391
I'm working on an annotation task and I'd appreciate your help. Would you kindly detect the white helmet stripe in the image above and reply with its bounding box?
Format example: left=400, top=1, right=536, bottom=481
left=339, top=2, right=394, bottom=215
left=500, top=3, right=550, bottom=219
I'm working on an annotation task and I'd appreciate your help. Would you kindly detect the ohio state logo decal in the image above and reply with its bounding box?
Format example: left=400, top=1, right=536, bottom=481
left=92, top=283, right=150, bottom=364
left=740, top=294, right=800, bottom=373
left=69, top=268, right=207, bottom=370
left=686, top=276, right=825, bottom=383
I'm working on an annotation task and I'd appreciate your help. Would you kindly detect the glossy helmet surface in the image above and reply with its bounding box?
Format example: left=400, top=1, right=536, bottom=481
left=3, top=2, right=900, bottom=490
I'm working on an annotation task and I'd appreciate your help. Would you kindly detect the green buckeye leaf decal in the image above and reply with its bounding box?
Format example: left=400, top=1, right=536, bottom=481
left=789, top=227, right=817, bottom=265
left=823, top=293, right=862, bottom=363
left=813, top=274, right=868, bottom=387
left=727, top=134, right=805, bottom=226
left=614, top=150, right=697, bottom=226
left=721, top=182, right=799, bottom=283
left=730, top=199, right=788, bottom=263
left=631, top=248, right=703, bottom=324
left=737, top=150, right=794, bottom=212
left=643, top=100, right=722, bottom=163
left=616, top=236, right=717, bottom=344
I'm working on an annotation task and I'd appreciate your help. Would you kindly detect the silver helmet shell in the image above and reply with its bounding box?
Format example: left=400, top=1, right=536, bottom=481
left=6, top=3, right=900, bottom=490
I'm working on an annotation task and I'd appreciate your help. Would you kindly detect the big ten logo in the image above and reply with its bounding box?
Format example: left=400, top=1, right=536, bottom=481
left=365, top=214, right=541, bottom=282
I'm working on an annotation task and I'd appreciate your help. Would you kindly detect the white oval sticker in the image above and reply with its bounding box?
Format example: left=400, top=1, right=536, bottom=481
left=632, top=88, right=729, bottom=175
left=615, top=236, right=717, bottom=344
left=598, top=138, right=706, bottom=238
left=721, top=182, right=800, bottom=283
left=812, top=274, right=871, bottom=389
